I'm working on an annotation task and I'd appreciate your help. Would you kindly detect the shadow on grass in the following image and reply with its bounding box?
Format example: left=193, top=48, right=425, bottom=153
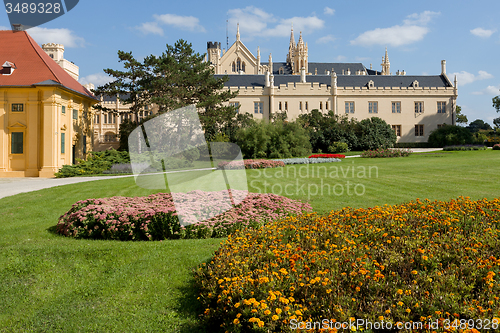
left=46, top=225, right=59, bottom=235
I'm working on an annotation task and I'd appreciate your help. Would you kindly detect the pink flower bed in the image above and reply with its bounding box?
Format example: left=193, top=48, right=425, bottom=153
left=56, top=190, right=311, bottom=241
left=309, top=154, right=346, bottom=159
left=218, top=159, right=285, bottom=169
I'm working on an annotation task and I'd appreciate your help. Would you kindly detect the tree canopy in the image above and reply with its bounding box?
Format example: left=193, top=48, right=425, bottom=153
left=93, top=39, right=238, bottom=141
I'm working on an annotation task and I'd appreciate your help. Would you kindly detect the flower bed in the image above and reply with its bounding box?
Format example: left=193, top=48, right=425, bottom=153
left=361, top=148, right=412, bottom=158
left=56, top=191, right=311, bottom=240
left=195, top=197, right=500, bottom=332
left=309, top=154, right=346, bottom=159
left=493, top=144, right=500, bottom=150
left=443, top=145, right=487, bottom=151
left=218, top=159, right=285, bottom=170
left=272, top=158, right=342, bottom=165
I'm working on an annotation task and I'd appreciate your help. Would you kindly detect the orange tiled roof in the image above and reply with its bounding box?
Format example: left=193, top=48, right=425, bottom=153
left=0, top=30, right=97, bottom=100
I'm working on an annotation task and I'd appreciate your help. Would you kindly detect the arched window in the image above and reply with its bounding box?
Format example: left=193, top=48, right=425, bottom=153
left=242, top=61, right=245, bottom=72
left=279, top=67, right=284, bottom=74
left=237, top=58, right=241, bottom=72
left=300, top=60, right=304, bottom=69
left=232, top=62, right=235, bottom=72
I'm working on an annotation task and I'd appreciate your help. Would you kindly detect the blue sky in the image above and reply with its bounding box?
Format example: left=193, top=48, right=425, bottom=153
left=2, top=0, right=500, bottom=125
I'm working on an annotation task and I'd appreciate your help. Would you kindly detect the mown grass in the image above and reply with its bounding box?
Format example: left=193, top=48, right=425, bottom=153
left=0, top=150, right=499, bottom=332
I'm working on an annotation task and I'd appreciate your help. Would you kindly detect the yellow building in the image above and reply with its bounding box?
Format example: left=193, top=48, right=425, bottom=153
left=210, top=26, right=458, bottom=143
left=0, top=30, right=98, bottom=177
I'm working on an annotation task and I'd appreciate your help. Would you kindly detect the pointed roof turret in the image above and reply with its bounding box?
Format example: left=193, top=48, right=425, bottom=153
left=289, top=24, right=296, bottom=48
left=236, top=23, right=240, bottom=41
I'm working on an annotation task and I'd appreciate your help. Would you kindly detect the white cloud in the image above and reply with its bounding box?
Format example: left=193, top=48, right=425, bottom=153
left=470, top=27, right=495, bottom=38
left=0, top=26, right=10, bottom=30
left=451, top=70, right=493, bottom=85
left=316, top=34, right=336, bottom=44
left=79, top=73, right=114, bottom=86
left=334, top=55, right=346, bottom=62
left=28, top=27, right=85, bottom=47
left=403, top=11, right=440, bottom=25
left=471, top=84, right=500, bottom=95
left=351, top=11, right=440, bottom=47
left=154, top=14, right=206, bottom=32
left=324, top=7, right=335, bottom=15
left=136, top=22, right=164, bottom=36
left=227, top=7, right=324, bottom=38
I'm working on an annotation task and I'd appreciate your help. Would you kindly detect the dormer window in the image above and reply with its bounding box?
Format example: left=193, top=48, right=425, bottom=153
left=49, top=54, right=54, bottom=59
left=367, top=80, right=375, bottom=89
left=412, top=80, right=419, bottom=88
left=2, top=61, right=16, bottom=75
left=279, top=67, right=284, bottom=74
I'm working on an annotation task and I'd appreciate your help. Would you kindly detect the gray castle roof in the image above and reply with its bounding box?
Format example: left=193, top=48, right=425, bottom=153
left=216, top=74, right=452, bottom=88
left=261, top=62, right=368, bottom=75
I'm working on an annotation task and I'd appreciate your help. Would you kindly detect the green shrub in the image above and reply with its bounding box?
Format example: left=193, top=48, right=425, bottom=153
left=328, top=141, right=349, bottom=153
left=182, top=146, right=201, bottom=162
left=355, top=117, right=397, bottom=150
left=55, top=149, right=130, bottom=178
left=361, top=148, right=412, bottom=158
left=443, top=145, right=487, bottom=151
left=234, top=120, right=311, bottom=159
left=427, top=125, right=474, bottom=147
left=493, top=144, right=500, bottom=150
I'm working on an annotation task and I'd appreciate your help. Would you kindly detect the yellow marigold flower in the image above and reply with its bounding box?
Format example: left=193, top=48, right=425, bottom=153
left=397, top=289, right=403, bottom=295
left=204, top=308, right=210, bottom=315
left=397, top=301, right=403, bottom=306
left=264, top=310, right=271, bottom=315
left=411, top=270, right=418, bottom=275
left=326, top=289, right=332, bottom=294
left=435, top=311, right=442, bottom=315
left=234, top=303, right=240, bottom=308
left=236, top=313, right=242, bottom=318
left=276, top=308, right=282, bottom=315
left=385, top=309, right=391, bottom=314
left=251, top=309, right=257, bottom=313
left=295, top=310, right=303, bottom=316
left=249, top=317, right=258, bottom=323
left=379, top=316, right=384, bottom=321
left=422, top=256, right=428, bottom=260
left=406, top=308, right=411, bottom=313
left=233, top=318, right=240, bottom=325
left=272, top=315, right=279, bottom=321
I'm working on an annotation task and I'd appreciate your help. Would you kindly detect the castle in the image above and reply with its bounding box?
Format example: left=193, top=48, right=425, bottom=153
left=208, top=25, right=458, bottom=143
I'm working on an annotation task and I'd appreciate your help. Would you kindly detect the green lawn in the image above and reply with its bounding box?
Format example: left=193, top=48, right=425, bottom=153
left=1, top=150, right=499, bottom=332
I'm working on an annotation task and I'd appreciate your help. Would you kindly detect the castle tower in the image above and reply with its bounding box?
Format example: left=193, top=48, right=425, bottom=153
left=207, top=41, right=221, bottom=74
left=381, top=47, right=390, bottom=75
left=236, top=23, right=240, bottom=42
left=286, top=24, right=295, bottom=66
left=41, top=43, right=79, bottom=80
left=292, top=31, right=308, bottom=74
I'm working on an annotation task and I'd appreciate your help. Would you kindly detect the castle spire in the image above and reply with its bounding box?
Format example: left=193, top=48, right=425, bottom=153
left=269, top=53, right=273, bottom=74
left=290, top=24, right=295, bottom=48
left=298, top=31, right=304, bottom=46
left=381, top=47, right=390, bottom=75
left=236, top=23, right=240, bottom=41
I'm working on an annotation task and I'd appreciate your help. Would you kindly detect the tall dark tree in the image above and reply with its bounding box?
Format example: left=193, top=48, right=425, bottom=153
left=93, top=39, right=239, bottom=143
left=467, top=119, right=492, bottom=133
left=143, top=39, right=238, bottom=140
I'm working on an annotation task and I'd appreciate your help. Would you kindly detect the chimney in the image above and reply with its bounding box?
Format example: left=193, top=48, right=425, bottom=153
left=441, top=60, right=446, bottom=75
left=300, top=67, right=306, bottom=83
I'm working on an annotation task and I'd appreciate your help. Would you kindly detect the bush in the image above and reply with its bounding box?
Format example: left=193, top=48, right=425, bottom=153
left=234, top=120, right=311, bottom=159
left=427, top=125, right=474, bottom=147
left=361, top=148, right=412, bottom=158
left=195, top=197, right=500, bottom=332
left=493, top=144, right=500, bottom=150
left=56, top=191, right=311, bottom=240
left=356, top=117, right=397, bottom=150
left=55, top=149, right=130, bottom=178
left=443, top=145, right=487, bottom=151
left=328, top=141, right=349, bottom=153
left=272, top=158, right=342, bottom=165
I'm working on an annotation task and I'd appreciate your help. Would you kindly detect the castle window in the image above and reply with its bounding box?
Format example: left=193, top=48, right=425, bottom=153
left=326, top=102, right=329, bottom=110
left=49, top=54, right=53, bottom=59
left=230, top=102, right=240, bottom=114
left=412, top=80, right=419, bottom=88
left=391, top=125, right=401, bottom=137
left=72, top=109, right=78, bottom=120
left=242, top=62, right=245, bottom=72
left=279, top=67, right=284, bottom=74
left=61, top=105, right=66, bottom=114
left=254, top=102, right=263, bottom=114
left=367, top=80, right=375, bottom=89
left=305, top=102, right=308, bottom=110
left=299, top=102, right=302, bottom=111
left=279, top=102, right=282, bottom=111
left=94, top=114, right=99, bottom=124
left=285, top=102, right=288, bottom=110
left=369, top=102, right=378, bottom=114
left=61, top=133, right=65, bottom=154
left=392, top=102, right=401, bottom=113
left=11, top=132, right=23, bottom=154
left=437, top=102, right=446, bottom=113
left=415, top=125, right=424, bottom=137
left=237, top=58, right=241, bottom=72
left=345, top=102, right=355, bottom=114
left=232, top=62, right=235, bottom=72
left=320, top=102, right=323, bottom=110
left=11, top=103, right=23, bottom=112
left=414, top=102, right=424, bottom=113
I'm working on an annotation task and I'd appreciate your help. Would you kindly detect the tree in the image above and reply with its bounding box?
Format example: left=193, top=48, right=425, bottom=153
left=493, top=96, right=500, bottom=113
left=467, top=119, right=492, bottom=133
left=427, top=125, right=473, bottom=147
left=455, top=105, right=468, bottom=125
left=94, top=39, right=239, bottom=143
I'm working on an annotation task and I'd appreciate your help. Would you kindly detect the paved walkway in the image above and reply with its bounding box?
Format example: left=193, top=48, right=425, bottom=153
left=0, top=149, right=444, bottom=199
left=0, top=175, right=134, bottom=199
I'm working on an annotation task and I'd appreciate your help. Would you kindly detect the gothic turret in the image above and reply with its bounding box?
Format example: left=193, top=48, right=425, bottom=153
left=381, top=47, right=390, bottom=75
